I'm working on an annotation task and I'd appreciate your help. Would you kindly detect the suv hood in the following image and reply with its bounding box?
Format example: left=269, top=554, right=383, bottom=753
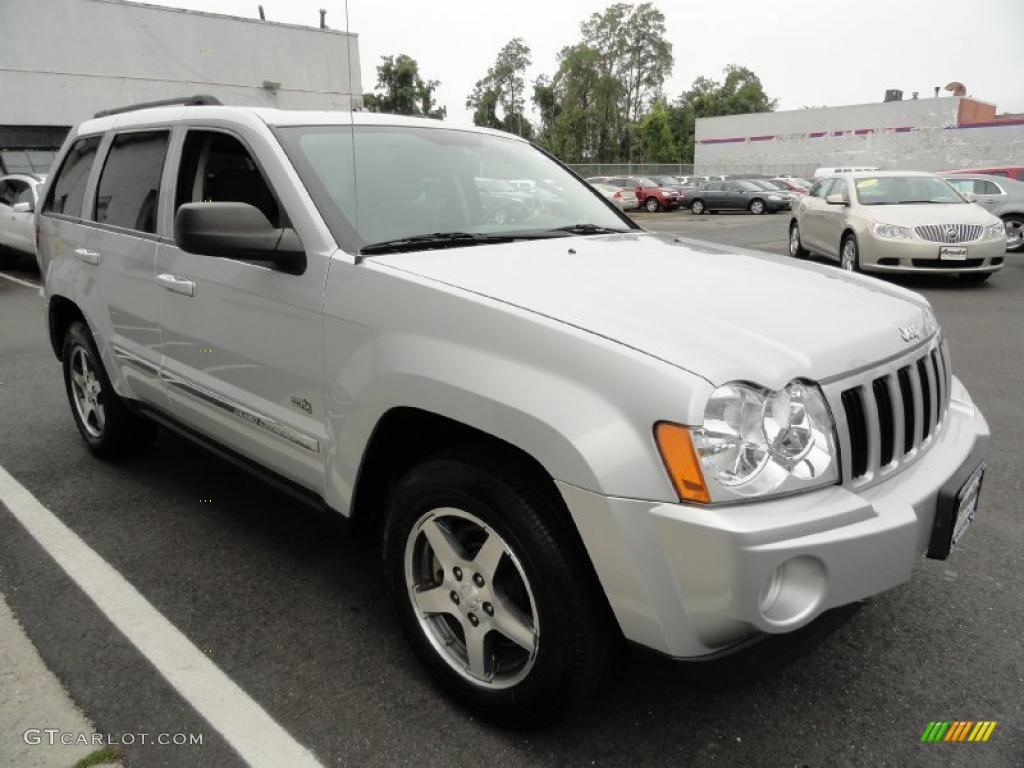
left=372, top=233, right=934, bottom=388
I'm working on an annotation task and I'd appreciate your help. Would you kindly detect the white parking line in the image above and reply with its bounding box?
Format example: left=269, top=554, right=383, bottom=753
left=0, top=464, right=324, bottom=768
left=0, top=271, right=42, bottom=290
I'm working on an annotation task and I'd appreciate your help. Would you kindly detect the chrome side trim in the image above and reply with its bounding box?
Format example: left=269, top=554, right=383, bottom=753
left=111, top=344, right=160, bottom=377
left=160, top=370, right=321, bottom=454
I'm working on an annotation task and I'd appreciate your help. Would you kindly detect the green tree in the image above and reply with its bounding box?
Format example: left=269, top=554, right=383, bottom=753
left=467, top=38, right=534, bottom=137
left=638, top=100, right=676, bottom=162
left=669, top=65, right=776, bottom=162
left=362, top=54, right=446, bottom=119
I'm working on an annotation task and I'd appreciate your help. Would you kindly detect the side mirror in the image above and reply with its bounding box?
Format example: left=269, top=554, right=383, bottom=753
left=12, top=201, right=33, bottom=213
left=825, top=193, right=847, bottom=206
left=174, top=202, right=305, bottom=274
left=963, top=192, right=978, bottom=203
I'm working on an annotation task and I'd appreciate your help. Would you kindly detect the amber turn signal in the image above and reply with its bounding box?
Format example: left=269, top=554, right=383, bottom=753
left=654, top=421, right=711, bottom=503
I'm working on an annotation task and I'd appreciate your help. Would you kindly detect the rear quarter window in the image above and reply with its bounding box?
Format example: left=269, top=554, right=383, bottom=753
left=43, top=136, right=102, bottom=218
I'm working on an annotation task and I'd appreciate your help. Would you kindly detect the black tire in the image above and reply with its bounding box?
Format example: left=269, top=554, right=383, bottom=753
left=959, top=272, right=992, bottom=284
left=1002, top=214, right=1024, bottom=252
left=644, top=196, right=659, bottom=212
left=839, top=233, right=861, bottom=272
left=749, top=198, right=766, bottom=215
left=62, top=320, right=157, bottom=459
left=383, top=451, right=619, bottom=727
left=789, top=221, right=809, bottom=258
left=0, top=246, right=17, bottom=270
left=690, top=199, right=705, bottom=215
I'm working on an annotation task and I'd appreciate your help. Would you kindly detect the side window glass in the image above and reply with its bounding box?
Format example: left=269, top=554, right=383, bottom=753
left=176, top=131, right=280, bottom=227
left=976, top=180, right=1001, bottom=195
left=832, top=179, right=849, bottom=202
left=946, top=179, right=972, bottom=195
left=43, top=136, right=101, bottom=217
left=811, top=180, right=833, bottom=198
left=94, top=131, right=169, bottom=233
left=14, top=183, right=34, bottom=205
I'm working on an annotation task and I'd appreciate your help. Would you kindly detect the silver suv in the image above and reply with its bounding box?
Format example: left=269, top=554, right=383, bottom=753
left=37, top=99, right=989, bottom=725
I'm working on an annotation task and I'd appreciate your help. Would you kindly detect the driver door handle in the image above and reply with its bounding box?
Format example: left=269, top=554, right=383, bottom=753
left=74, top=248, right=101, bottom=265
left=157, top=273, right=196, bottom=297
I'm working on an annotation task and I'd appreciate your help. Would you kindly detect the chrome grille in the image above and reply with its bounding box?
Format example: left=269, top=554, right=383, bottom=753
left=826, top=339, right=951, bottom=486
left=914, top=224, right=982, bottom=243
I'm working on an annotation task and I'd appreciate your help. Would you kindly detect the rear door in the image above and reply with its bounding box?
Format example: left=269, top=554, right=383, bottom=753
left=800, top=178, right=834, bottom=251
left=721, top=182, right=744, bottom=210
left=155, top=126, right=328, bottom=491
left=702, top=181, right=724, bottom=209
left=817, top=177, right=849, bottom=258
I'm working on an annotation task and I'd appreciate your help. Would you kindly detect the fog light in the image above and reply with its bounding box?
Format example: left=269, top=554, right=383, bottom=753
left=757, top=556, right=827, bottom=626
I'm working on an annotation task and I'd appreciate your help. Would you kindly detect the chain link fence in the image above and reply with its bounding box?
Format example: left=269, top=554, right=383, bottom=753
left=566, top=162, right=820, bottom=179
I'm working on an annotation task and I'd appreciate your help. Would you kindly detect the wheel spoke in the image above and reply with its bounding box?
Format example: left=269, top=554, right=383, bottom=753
left=411, top=584, right=456, bottom=618
left=490, top=596, right=536, bottom=652
left=471, top=531, right=506, bottom=583
left=93, top=402, right=105, bottom=431
left=464, top=625, right=489, bottom=680
left=420, top=517, right=463, bottom=569
left=71, top=371, right=87, bottom=391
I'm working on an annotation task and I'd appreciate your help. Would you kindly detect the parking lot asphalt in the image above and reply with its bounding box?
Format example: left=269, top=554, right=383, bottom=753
left=1, top=225, right=1022, bottom=767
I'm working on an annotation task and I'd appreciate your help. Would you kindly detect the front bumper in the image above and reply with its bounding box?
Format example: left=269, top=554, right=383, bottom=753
left=559, top=376, right=988, bottom=659
left=861, top=234, right=1005, bottom=273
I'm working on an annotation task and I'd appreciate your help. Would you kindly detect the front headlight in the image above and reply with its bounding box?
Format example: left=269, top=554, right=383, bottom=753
left=656, top=380, right=839, bottom=503
left=983, top=222, right=1005, bottom=240
left=870, top=221, right=913, bottom=239
left=768, top=194, right=782, bottom=200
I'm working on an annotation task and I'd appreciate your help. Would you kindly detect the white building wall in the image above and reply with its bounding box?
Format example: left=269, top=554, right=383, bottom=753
left=0, top=0, right=362, bottom=127
left=694, top=98, right=1024, bottom=175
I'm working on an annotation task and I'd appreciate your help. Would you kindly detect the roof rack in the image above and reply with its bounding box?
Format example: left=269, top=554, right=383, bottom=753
left=93, top=95, right=222, bottom=119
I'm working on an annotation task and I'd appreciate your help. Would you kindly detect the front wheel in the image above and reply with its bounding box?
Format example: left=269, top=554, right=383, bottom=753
left=789, top=222, right=808, bottom=258
left=62, top=320, right=157, bottom=458
left=690, top=199, right=705, bottom=215
left=749, top=199, right=766, bottom=215
left=383, top=452, right=618, bottom=726
left=644, top=196, right=660, bottom=212
left=1003, top=215, right=1024, bottom=252
left=840, top=234, right=861, bottom=272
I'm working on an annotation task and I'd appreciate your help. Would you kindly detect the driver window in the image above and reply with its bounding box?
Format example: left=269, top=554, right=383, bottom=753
left=831, top=179, right=849, bottom=202
left=175, top=131, right=281, bottom=227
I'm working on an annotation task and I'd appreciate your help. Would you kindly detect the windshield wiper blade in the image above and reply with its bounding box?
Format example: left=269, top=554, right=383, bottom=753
left=549, top=223, right=631, bottom=235
left=360, top=231, right=513, bottom=255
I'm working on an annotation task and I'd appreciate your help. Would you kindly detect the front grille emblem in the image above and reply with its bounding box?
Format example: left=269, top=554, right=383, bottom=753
left=944, top=225, right=958, bottom=243
left=898, top=324, right=921, bottom=342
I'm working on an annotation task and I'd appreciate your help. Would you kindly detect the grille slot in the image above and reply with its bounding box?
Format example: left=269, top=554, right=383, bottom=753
left=917, top=358, right=932, bottom=440
left=842, top=388, right=869, bottom=479
left=914, top=224, right=983, bottom=243
left=897, top=367, right=915, bottom=454
left=872, top=377, right=895, bottom=466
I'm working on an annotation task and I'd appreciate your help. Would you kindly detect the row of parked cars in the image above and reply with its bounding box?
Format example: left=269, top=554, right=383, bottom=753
left=585, top=174, right=815, bottom=215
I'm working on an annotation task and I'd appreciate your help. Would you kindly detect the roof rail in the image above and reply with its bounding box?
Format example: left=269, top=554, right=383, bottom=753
left=93, top=95, right=222, bottom=119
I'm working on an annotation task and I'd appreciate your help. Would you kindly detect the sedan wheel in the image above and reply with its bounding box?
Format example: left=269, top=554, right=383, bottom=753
left=690, top=200, right=705, bottom=215
left=404, top=507, right=539, bottom=689
left=1004, top=216, right=1024, bottom=252
left=749, top=199, right=765, bottom=215
left=789, top=223, right=808, bottom=258
left=840, top=235, right=860, bottom=272
left=645, top=197, right=659, bottom=212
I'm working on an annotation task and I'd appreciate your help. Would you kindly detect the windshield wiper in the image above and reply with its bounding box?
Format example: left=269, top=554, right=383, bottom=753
left=548, top=223, right=631, bottom=235
left=360, top=231, right=516, bottom=256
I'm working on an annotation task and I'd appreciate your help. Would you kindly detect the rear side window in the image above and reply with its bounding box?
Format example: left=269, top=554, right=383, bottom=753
left=43, top=136, right=101, bottom=217
left=975, top=180, right=1001, bottom=195
left=94, top=131, right=169, bottom=234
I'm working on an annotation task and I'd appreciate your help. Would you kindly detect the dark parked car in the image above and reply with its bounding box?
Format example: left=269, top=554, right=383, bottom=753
left=688, top=180, right=791, bottom=215
left=603, top=176, right=681, bottom=212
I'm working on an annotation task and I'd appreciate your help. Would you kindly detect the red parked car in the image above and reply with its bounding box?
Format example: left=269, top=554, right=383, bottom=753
left=770, top=177, right=812, bottom=195
left=942, top=166, right=1024, bottom=182
left=604, top=176, right=681, bottom=212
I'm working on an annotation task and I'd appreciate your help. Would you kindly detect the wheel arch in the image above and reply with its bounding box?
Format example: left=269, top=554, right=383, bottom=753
left=48, top=294, right=87, bottom=361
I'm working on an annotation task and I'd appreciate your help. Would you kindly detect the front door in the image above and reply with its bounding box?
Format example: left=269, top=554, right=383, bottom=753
left=155, top=127, right=328, bottom=492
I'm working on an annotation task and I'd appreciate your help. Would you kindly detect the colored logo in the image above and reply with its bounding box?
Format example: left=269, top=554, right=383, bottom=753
left=920, top=721, right=997, bottom=742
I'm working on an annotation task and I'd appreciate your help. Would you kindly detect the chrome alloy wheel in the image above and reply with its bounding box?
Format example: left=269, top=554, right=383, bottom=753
left=789, top=224, right=801, bottom=256
left=841, top=238, right=858, bottom=271
left=69, top=345, right=105, bottom=437
left=404, top=507, right=539, bottom=689
left=1005, top=217, right=1024, bottom=250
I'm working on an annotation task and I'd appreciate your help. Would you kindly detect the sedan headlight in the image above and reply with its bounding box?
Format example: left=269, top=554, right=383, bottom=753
left=656, top=380, right=839, bottom=503
left=768, top=194, right=782, bottom=200
left=983, top=222, right=1005, bottom=240
left=870, top=222, right=913, bottom=239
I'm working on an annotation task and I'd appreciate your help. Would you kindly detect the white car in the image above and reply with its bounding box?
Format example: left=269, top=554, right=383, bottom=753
left=591, top=182, right=638, bottom=211
left=38, top=99, right=989, bottom=725
left=0, top=172, right=45, bottom=265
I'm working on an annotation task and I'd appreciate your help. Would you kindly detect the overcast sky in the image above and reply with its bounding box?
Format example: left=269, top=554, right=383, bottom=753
left=147, top=0, right=1024, bottom=124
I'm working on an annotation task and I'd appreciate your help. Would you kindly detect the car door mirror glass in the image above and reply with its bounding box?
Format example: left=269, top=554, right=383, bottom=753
left=174, top=202, right=306, bottom=274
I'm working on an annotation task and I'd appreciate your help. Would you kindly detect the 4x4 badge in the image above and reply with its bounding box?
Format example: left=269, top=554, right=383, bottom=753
left=290, top=396, right=313, bottom=414
left=898, top=324, right=921, bottom=342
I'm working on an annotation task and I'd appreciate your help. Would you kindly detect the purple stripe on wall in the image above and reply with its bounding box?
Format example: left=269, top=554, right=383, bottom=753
left=698, top=137, right=746, bottom=144
left=854, top=128, right=874, bottom=135
left=893, top=126, right=913, bottom=133
left=749, top=135, right=775, bottom=141
left=808, top=131, right=827, bottom=138
left=832, top=130, right=845, bottom=136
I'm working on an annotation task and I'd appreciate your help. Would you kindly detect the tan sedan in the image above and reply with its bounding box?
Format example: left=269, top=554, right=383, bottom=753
left=789, top=171, right=1006, bottom=283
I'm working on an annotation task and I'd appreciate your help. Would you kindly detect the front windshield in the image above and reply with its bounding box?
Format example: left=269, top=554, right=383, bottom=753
left=278, top=125, right=630, bottom=249
left=637, top=177, right=659, bottom=187
left=749, top=180, right=783, bottom=191
left=855, top=176, right=965, bottom=205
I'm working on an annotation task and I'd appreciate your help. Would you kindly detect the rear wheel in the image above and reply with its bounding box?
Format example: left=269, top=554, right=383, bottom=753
left=1003, top=215, right=1024, bottom=252
left=690, top=199, right=705, bottom=215
left=62, top=321, right=157, bottom=458
left=840, top=234, right=860, bottom=272
left=383, top=452, right=618, bottom=726
left=789, top=221, right=808, bottom=258
left=644, top=196, right=660, bottom=212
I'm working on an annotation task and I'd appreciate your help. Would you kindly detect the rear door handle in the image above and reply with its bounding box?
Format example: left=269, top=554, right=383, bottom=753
left=74, top=248, right=101, bottom=265
left=157, top=273, right=196, bottom=297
